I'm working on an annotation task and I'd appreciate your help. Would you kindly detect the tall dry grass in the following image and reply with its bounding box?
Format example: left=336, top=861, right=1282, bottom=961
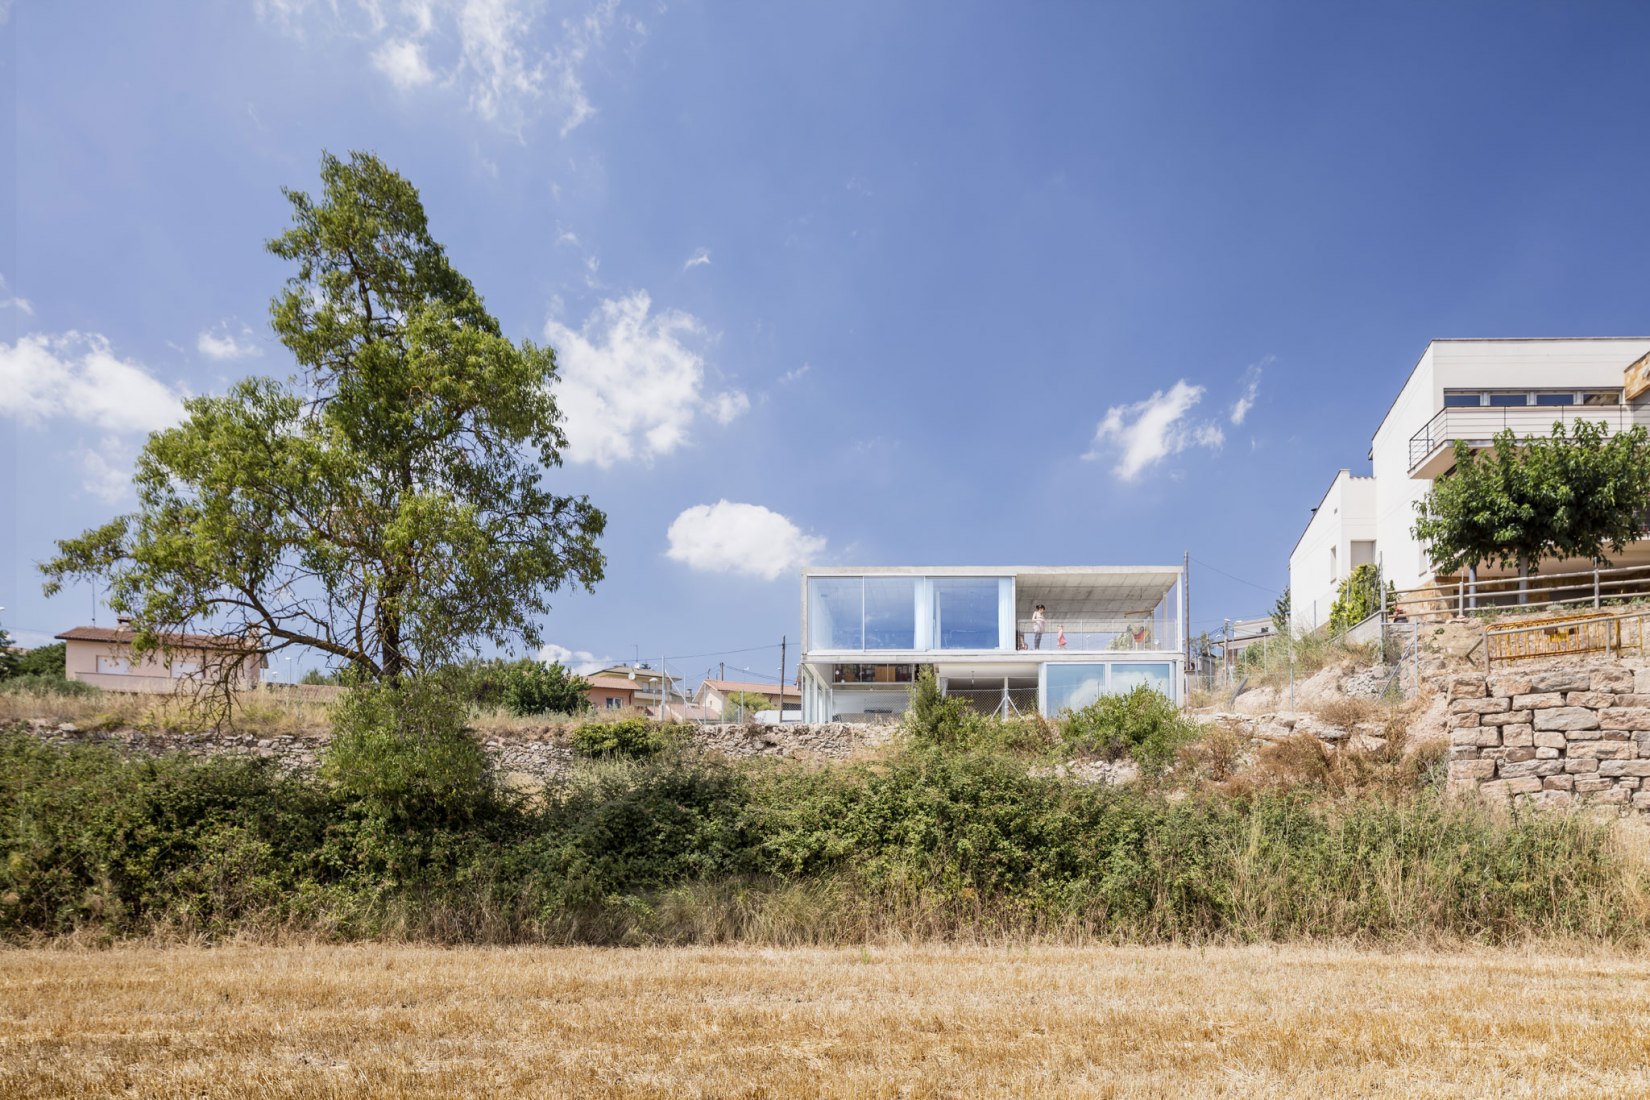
left=4, top=942, right=1650, bottom=1098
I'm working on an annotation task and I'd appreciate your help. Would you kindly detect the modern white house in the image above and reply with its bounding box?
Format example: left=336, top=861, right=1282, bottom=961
left=798, top=565, right=1187, bottom=722
left=1289, top=338, right=1650, bottom=630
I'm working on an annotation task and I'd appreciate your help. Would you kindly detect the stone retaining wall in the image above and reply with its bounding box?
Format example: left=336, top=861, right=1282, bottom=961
left=11, top=719, right=895, bottom=785
left=1447, top=665, right=1650, bottom=811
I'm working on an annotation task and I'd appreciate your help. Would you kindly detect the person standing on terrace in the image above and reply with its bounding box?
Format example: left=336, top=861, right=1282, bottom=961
left=1031, top=604, right=1047, bottom=649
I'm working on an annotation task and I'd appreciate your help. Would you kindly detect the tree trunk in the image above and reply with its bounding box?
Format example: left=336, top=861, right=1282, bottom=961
left=1518, top=557, right=1531, bottom=605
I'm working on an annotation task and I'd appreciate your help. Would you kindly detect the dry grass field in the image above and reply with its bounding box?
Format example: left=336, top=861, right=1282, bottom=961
left=3, top=943, right=1649, bottom=1098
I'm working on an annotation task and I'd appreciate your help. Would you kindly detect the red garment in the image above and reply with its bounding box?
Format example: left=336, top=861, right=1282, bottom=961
left=1057, top=628, right=1067, bottom=648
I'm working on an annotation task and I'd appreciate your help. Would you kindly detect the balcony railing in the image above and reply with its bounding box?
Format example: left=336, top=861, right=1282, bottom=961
left=1408, top=405, right=1648, bottom=474
left=1015, top=619, right=1168, bottom=652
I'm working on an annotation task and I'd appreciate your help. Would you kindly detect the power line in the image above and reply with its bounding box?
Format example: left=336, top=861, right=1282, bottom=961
left=1189, top=556, right=1279, bottom=597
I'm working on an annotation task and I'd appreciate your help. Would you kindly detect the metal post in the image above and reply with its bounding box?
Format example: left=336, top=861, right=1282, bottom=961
left=1594, top=559, right=1601, bottom=610
left=778, top=636, right=787, bottom=723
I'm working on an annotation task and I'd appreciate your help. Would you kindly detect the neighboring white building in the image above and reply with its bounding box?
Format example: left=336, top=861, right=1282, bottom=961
left=1289, top=338, right=1650, bottom=630
left=798, top=565, right=1187, bottom=722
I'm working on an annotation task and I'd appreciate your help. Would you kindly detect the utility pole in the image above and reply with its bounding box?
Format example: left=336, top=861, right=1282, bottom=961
left=778, top=636, right=787, bottom=723
left=719, top=661, right=725, bottom=681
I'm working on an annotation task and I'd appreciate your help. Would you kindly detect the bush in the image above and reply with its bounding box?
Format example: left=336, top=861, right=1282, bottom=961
left=1329, top=563, right=1397, bottom=635
left=322, top=678, right=495, bottom=829
left=570, top=717, right=688, bottom=759
left=1059, top=686, right=1198, bottom=775
left=11, top=642, right=68, bottom=681
left=0, top=673, right=100, bottom=698
left=502, top=661, right=592, bottom=717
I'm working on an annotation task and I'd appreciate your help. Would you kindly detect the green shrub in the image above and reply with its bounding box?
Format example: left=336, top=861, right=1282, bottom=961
left=502, top=661, right=592, bottom=716
left=569, top=717, right=688, bottom=759
left=0, top=673, right=100, bottom=698
left=1059, top=686, right=1198, bottom=774
left=1329, top=563, right=1397, bottom=635
left=16, top=642, right=68, bottom=679
left=322, top=678, right=495, bottom=829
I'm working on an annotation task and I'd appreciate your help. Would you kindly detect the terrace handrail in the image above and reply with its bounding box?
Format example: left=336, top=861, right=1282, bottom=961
left=1408, top=405, right=1643, bottom=471
left=1015, top=618, right=1168, bottom=652
left=1389, top=560, right=1650, bottom=624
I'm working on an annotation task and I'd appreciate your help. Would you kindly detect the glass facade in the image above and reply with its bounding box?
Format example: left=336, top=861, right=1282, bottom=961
left=932, top=578, right=1001, bottom=650
left=1043, top=661, right=1177, bottom=715
left=807, top=575, right=1006, bottom=652
left=863, top=577, right=918, bottom=649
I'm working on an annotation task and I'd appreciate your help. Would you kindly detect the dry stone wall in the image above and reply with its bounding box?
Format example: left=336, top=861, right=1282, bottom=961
left=1447, top=665, right=1650, bottom=811
left=10, top=719, right=891, bottom=784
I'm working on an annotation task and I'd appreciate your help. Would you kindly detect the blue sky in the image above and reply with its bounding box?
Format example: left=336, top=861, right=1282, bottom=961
left=4, top=2, right=1650, bottom=686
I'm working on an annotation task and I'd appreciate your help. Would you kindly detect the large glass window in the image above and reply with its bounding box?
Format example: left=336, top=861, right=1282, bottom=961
left=933, top=578, right=1001, bottom=649
left=1487, top=392, right=1528, bottom=407
left=1045, top=664, right=1108, bottom=714
left=807, top=578, right=864, bottom=650
left=1111, top=662, right=1174, bottom=696
left=863, top=577, right=917, bottom=649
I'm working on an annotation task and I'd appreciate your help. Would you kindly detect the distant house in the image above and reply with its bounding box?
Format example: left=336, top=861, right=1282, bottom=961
left=584, top=674, right=642, bottom=712
left=55, top=625, right=264, bottom=694
left=587, top=664, right=687, bottom=712
left=695, top=678, right=802, bottom=721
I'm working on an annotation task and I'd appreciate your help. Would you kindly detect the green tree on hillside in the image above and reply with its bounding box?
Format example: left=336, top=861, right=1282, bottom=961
left=1271, top=588, right=1291, bottom=634
left=1412, top=421, right=1650, bottom=603
left=42, top=152, right=606, bottom=685
left=721, top=690, right=772, bottom=721
left=0, top=618, right=18, bottom=680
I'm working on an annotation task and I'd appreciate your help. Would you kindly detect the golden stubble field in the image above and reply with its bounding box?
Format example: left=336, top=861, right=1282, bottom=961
left=2, top=942, right=1648, bottom=1098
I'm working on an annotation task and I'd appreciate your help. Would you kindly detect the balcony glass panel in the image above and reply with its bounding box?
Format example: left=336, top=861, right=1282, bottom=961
left=807, top=578, right=863, bottom=650
left=863, top=576, right=917, bottom=649
left=933, top=578, right=1001, bottom=650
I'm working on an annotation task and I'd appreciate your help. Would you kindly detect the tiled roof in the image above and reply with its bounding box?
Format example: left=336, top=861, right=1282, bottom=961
left=55, top=625, right=257, bottom=652
left=700, top=679, right=800, bottom=700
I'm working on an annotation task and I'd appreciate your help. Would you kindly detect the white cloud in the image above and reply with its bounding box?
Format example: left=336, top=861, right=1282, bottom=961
left=0, top=274, right=33, bottom=315
left=779, top=362, right=812, bottom=385
left=546, top=291, right=747, bottom=467
left=538, top=642, right=608, bottom=676
left=0, top=332, right=187, bottom=434
left=257, top=0, right=638, bottom=134
left=683, top=247, right=711, bottom=270
left=708, top=391, right=749, bottom=425
left=372, top=37, right=436, bottom=89
left=1230, top=359, right=1267, bottom=425
left=196, top=322, right=262, bottom=361
left=1084, top=380, right=1224, bottom=481
left=666, top=501, right=826, bottom=582
left=77, top=438, right=139, bottom=503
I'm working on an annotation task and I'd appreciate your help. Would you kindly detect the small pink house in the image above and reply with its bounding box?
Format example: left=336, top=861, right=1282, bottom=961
left=56, top=625, right=264, bottom=694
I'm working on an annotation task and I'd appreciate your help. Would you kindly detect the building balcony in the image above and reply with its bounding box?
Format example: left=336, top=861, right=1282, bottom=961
left=1408, top=405, right=1650, bottom=478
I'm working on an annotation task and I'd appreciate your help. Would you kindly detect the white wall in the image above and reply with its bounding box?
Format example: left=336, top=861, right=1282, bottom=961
left=1288, top=470, right=1378, bottom=631
left=1370, top=339, right=1650, bottom=590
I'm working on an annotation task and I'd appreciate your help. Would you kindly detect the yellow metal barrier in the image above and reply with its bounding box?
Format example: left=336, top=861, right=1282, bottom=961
left=1486, top=611, right=1650, bottom=664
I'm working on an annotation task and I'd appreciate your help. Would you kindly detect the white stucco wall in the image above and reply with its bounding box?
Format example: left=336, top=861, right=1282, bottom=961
left=1370, top=339, right=1650, bottom=590
left=1288, top=470, right=1378, bottom=631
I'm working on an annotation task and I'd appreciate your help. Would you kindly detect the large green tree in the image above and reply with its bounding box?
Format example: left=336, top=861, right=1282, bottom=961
left=43, top=152, right=605, bottom=682
left=1412, top=420, right=1650, bottom=602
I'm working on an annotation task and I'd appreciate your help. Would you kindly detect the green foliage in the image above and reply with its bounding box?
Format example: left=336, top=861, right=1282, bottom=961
left=321, top=678, right=494, bottom=830
left=1058, top=686, right=1199, bottom=775
left=40, top=150, right=606, bottom=685
left=1, top=723, right=1646, bottom=945
left=503, top=662, right=592, bottom=716
left=904, top=666, right=983, bottom=747
left=0, top=674, right=100, bottom=698
left=1328, top=563, right=1396, bottom=634
left=14, top=642, right=68, bottom=679
left=719, top=691, right=774, bottom=722
left=300, top=667, right=342, bottom=686
left=1271, top=588, right=1291, bottom=634
left=0, top=619, right=17, bottom=680
left=569, top=717, right=689, bottom=760
left=1413, top=422, right=1650, bottom=593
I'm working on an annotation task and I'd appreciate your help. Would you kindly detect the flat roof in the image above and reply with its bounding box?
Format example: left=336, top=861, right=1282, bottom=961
left=802, top=565, right=1183, bottom=577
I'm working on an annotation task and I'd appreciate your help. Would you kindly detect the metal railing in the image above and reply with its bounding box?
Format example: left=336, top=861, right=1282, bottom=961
left=1014, top=618, right=1167, bottom=652
left=1391, top=561, right=1650, bottom=625
left=1408, top=405, right=1646, bottom=472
